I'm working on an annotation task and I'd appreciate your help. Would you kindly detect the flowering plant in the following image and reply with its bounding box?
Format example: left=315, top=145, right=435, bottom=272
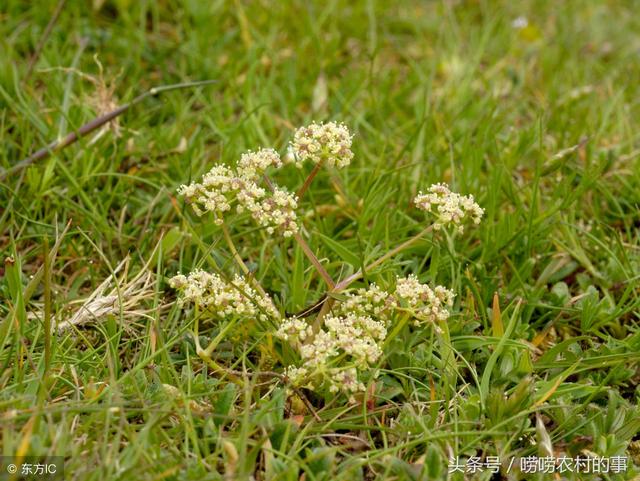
left=170, top=121, right=483, bottom=401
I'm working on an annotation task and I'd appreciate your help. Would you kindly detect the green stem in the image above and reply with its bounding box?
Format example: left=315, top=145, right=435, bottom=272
left=384, top=313, right=411, bottom=348
left=202, top=318, right=240, bottom=358
left=333, top=224, right=434, bottom=292
left=220, top=222, right=270, bottom=298
left=312, top=225, right=434, bottom=329
left=192, top=313, right=203, bottom=353
left=193, top=313, right=243, bottom=384
left=43, top=236, right=52, bottom=381
left=262, top=173, right=335, bottom=289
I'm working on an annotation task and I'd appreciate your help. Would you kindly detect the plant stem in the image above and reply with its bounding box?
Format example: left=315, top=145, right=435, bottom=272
left=384, top=313, right=410, bottom=347
left=193, top=314, right=243, bottom=384
left=193, top=314, right=202, bottom=351
left=262, top=174, right=335, bottom=289
left=312, top=225, right=434, bottom=329
left=24, top=0, right=67, bottom=82
left=296, top=162, right=322, bottom=199
left=312, top=295, right=335, bottom=332
left=333, top=224, right=434, bottom=292
left=293, top=232, right=335, bottom=289
left=199, top=353, right=243, bottom=385
left=220, top=222, right=270, bottom=298
left=1, top=79, right=217, bottom=180
left=203, top=318, right=239, bottom=357
left=43, top=235, right=52, bottom=377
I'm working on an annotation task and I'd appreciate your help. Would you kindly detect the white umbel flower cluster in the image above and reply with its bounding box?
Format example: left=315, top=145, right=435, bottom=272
left=326, top=314, right=386, bottom=364
left=177, top=149, right=299, bottom=236
left=236, top=183, right=299, bottom=236
left=414, top=183, right=484, bottom=232
left=237, top=148, right=283, bottom=179
left=169, top=269, right=279, bottom=322
left=283, top=365, right=309, bottom=385
left=276, top=316, right=313, bottom=342
left=285, top=365, right=363, bottom=394
left=330, top=367, right=361, bottom=394
left=395, top=274, right=455, bottom=325
left=278, top=312, right=386, bottom=394
left=177, top=165, right=237, bottom=218
left=336, top=283, right=397, bottom=319
left=291, top=121, right=354, bottom=168
left=278, top=275, right=454, bottom=395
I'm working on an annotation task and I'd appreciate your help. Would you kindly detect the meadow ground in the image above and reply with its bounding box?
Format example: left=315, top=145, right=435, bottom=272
left=1, top=1, right=639, bottom=480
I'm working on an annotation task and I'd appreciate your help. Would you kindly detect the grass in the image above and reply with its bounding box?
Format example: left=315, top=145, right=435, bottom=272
left=1, top=1, right=639, bottom=480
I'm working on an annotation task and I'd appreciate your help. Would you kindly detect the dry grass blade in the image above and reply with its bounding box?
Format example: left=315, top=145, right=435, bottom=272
left=57, top=257, right=156, bottom=332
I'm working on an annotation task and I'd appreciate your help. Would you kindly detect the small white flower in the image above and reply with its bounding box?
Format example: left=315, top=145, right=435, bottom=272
left=291, top=121, right=354, bottom=168
left=169, top=269, right=279, bottom=321
left=512, top=16, right=528, bottom=29
left=395, top=274, right=454, bottom=325
left=281, top=275, right=456, bottom=394
left=237, top=148, right=283, bottom=179
left=284, top=365, right=309, bottom=384
left=276, top=316, right=313, bottom=342
left=329, top=367, right=364, bottom=394
left=336, top=283, right=397, bottom=320
left=280, top=311, right=386, bottom=394
left=236, top=182, right=299, bottom=237
left=177, top=160, right=299, bottom=237
left=414, top=183, right=484, bottom=232
left=178, top=165, right=237, bottom=220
